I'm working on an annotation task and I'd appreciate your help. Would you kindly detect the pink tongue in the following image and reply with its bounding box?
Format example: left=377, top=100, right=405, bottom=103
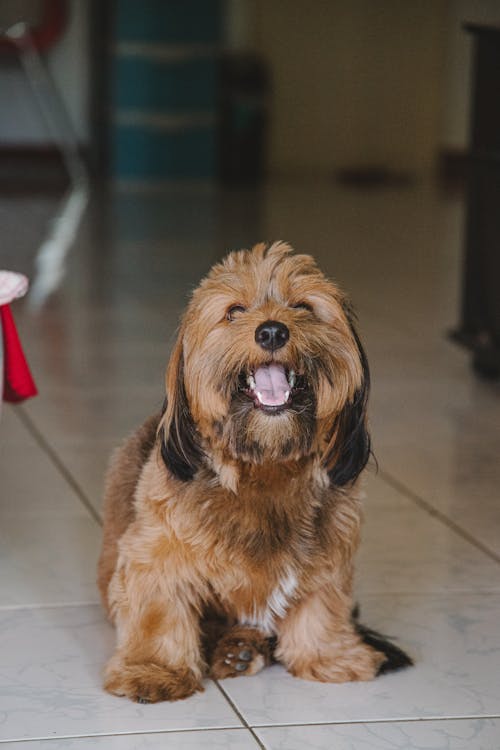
left=253, top=363, right=289, bottom=406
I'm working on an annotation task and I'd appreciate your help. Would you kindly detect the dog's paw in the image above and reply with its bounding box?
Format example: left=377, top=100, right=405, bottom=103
left=104, top=661, right=203, bottom=703
left=288, top=643, right=386, bottom=683
left=210, top=627, right=272, bottom=679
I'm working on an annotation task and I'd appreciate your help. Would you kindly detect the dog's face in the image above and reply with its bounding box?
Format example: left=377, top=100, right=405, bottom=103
left=160, top=242, right=370, bottom=487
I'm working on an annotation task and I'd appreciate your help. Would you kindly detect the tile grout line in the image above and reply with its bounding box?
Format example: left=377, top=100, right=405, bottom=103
left=213, top=680, right=268, bottom=750
left=378, top=468, right=500, bottom=566
left=0, top=726, right=250, bottom=745
left=0, top=600, right=100, bottom=613
left=13, top=405, right=103, bottom=527
left=355, top=588, right=500, bottom=598
left=251, top=714, right=500, bottom=730
left=1, top=716, right=500, bottom=745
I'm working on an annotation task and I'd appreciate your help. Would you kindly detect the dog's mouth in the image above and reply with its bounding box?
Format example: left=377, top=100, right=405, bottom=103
left=241, top=363, right=302, bottom=413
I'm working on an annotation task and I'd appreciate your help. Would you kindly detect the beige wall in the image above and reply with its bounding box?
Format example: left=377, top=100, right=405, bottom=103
left=249, top=0, right=448, bottom=176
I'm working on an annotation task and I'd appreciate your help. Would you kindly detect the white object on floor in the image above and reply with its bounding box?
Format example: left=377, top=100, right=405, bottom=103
left=29, top=185, right=88, bottom=310
left=0, top=271, right=29, bottom=305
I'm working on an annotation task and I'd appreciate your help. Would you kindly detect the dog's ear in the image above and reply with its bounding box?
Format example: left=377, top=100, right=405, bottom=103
left=323, top=317, right=372, bottom=487
left=158, top=328, right=204, bottom=481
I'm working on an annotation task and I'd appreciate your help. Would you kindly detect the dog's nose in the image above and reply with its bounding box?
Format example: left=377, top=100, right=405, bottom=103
left=255, top=320, right=289, bottom=351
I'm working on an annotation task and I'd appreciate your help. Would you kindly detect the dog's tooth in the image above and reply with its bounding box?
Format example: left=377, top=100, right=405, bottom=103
left=256, top=391, right=264, bottom=403
left=288, top=370, right=296, bottom=388
left=248, top=374, right=256, bottom=389
left=284, top=390, right=290, bottom=402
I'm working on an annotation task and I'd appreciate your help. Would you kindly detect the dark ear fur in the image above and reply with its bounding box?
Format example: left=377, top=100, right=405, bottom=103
left=326, top=313, right=372, bottom=487
left=159, top=346, right=204, bottom=482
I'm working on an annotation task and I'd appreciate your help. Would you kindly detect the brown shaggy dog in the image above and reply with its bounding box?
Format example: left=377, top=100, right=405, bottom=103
left=97, top=241, right=410, bottom=703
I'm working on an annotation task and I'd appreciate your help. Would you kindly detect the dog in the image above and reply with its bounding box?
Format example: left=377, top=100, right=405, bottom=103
left=97, top=241, right=411, bottom=703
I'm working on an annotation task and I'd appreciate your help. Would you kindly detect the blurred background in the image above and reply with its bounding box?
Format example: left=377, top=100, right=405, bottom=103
left=0, top=0, right=497, bottom=184
left=1, top=0, right=500, bottom=372
left=0, top=0, right=499, bottom=389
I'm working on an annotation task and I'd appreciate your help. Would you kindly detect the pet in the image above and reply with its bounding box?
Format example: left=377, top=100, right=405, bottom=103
left=97, top=241, right=411, bottom=703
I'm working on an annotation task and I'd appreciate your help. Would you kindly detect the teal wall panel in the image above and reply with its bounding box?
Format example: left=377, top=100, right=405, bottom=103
left=114, top=58, right=217, bottom=112
left=111, top=0, right=221, bottom=180
left=113, top=125, right=216, bottom=179
left=115, top=0, right=222, bottom=44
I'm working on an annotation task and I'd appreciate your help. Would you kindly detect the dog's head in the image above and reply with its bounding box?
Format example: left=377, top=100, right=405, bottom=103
left=159, top=242, right=370, bottom=487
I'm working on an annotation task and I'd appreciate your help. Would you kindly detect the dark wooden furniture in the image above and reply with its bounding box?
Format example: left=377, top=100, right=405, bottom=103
left=451, top=24, right=500, bottom=378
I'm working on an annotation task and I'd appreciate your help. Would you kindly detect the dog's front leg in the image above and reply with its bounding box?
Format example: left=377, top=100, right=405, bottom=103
left=275, top=585, right=386, bottom=683
left=103, top=527, right=206, bottom=703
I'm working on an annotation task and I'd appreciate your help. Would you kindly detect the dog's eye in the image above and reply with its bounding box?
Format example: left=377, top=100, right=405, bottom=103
left=292, top=302, right=313, bottom=312
left=226, top=305, right=246, bottom=321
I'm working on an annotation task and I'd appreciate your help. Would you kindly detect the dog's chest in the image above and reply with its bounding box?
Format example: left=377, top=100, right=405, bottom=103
left=208, top=543, right=301, bottom=635
left=201, top=474, right=324, bottom=633
left=204, top=473, right=321, bottom=562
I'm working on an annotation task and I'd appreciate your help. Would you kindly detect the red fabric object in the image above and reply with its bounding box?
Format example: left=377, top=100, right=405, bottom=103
left=1, top=304, right=38, bottom=403
left=0, top=0, right=67, bottom=55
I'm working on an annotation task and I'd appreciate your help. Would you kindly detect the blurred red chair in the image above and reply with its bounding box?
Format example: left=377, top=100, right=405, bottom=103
left=0, top=0, right=66, bottom=54
left=0, top=0, right=89, bottom=310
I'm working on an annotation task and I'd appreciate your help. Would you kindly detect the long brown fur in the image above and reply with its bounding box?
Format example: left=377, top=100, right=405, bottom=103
left=97, top=242, right=389, bottom=703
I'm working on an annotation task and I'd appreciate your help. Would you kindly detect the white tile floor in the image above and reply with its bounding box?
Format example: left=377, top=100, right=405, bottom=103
left=1, top=180, right=500, bottom=749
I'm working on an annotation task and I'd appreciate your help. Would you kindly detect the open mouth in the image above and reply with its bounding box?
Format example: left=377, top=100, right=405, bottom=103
left=243, top=363, right=300, bottom=413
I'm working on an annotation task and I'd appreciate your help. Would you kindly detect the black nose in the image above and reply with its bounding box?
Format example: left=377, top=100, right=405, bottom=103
left=255, top=320, right=290, bottom=351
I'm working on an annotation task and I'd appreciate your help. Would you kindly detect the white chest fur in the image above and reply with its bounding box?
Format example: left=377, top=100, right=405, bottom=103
left=240, top=568, right=298, bottom=635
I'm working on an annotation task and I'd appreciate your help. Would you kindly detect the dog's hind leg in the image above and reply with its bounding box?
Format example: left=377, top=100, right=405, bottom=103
left=209, top=625, right=274, bottom=679
left=97, top=414, right=160, bottom=616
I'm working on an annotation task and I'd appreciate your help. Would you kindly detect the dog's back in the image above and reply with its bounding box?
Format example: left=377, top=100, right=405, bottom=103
left=97, top=413, right=160, bottom=614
